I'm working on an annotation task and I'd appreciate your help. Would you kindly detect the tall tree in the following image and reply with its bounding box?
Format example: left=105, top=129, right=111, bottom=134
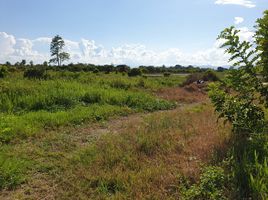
left=49, top=35, right=70, bottom=66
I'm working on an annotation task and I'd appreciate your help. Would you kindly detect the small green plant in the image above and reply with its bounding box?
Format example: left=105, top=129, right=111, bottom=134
left=180, top=166, right=227, bottom=200
left=0, top=155, right=29, bottom=189
left=249, top=152, right=268, bottom=200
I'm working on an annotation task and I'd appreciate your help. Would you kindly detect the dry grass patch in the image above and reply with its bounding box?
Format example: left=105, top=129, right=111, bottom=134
left=0, top=103, right=231, bottom=199
left=156, top=83, right=208, bottom=104
left=45, top=103, right=231, bottom=199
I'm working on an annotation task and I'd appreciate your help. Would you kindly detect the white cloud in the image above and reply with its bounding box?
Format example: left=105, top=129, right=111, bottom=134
left=215, top=0, right=256, bottom=8
left=237, top=27, right=254, bottom=42
left=234, top=17, right=244, bottom=24
left=0, top=32, right=16, bottom=56
left=0, top=31, right=256, bottom=67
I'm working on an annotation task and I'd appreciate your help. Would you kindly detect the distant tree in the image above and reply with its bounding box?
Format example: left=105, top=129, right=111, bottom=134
left=30, top=61, right=34, bottom=67
left=217, top=67, right=227, bottom=72
left=139, top=66, right=149, bottom=74
left=116, top=65, right=130, bottom=73
left=49, top=35, right=70, bottom=66
left=5, top=61, right=11, bottom=66
left=43, top=61, right=48, bottom=67
left=20, top=59, right=26, bottom=66
left=175, top=64, right=183, bottom=69
left=101, top=64, right=114, bottom=73
left=128, top=68, right=142, bottom=77
left=93, top=68, right=99, bottom=74
left=24, top=68, right=48, bottom=80
left=164, top=72, right=171, bottom=77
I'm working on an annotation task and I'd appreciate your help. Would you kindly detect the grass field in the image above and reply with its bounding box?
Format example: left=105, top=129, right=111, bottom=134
left=0, top=71, right=233, bottom=199
left=0, top=72, right=186, bottom=143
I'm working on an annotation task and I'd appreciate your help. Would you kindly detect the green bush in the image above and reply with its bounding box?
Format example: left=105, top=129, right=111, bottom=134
left=0, top=66, right=8, bottom=78
left=128, top=68, right=142, bottom=77
left=24, top=68, right=49, bottom=80
left=182, top=73, right=203, bottom=86
left=181, top=166, right=227, bottom=200
left=203, top=70, right=219, bottom=82
left=183, top=71, right=219, bottom=86
left=164, top=72, right=171, bottom=77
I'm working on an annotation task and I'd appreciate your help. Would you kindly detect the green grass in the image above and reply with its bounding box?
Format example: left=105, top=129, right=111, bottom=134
left=0, top=95, right=230, bottom=199
left=0, top=71, right=193, bottom=196
left=0, top=146, right=30, bottom=190
left=0, top=105, right=132, bottom=143
left=0, top=72, right=182, bottom=143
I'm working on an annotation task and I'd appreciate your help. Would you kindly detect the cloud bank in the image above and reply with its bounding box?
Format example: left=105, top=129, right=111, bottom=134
left=0, top=30, right=254, bottom=67
left=215, top=0, right=256, bottom=8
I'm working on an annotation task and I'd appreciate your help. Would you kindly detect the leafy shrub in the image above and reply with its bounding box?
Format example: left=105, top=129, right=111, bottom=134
left=209, top=21, right=268, bottom=199
left=181, top=166, right=227, bottom=200
left=182, top=73, right=203, bottom=86
left=24, top=68, right=48, bottom=80
left=164, top=72, right=171, bottom=77
left=0, top=66, right=8, bottom=78
left=93, top=68, right=99, bottom=73
left=183, top=71, right=219, bottom=86
left=128, top=68, right=142, bottom=77
left=203, top=70, right=219, bottom=82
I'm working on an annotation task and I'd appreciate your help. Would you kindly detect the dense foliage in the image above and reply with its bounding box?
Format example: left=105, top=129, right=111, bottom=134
left=0, top=61, right=226, bottom=75
left=209, top=11, right=268, bottom=199
left=255, top=10, right=268, bottom=81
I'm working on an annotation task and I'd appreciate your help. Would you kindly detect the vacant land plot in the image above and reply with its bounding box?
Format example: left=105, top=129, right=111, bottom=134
left=0, top=72, right=231, bottom=199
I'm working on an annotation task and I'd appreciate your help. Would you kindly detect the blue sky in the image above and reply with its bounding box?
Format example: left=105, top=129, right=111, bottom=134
left=0, top=0, right=267, bottom=66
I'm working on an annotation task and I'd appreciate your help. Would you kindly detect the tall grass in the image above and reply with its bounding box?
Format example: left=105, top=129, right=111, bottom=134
left=0, top=72, right=179, bottom=143
left=0, top=79, right=174, bottom=113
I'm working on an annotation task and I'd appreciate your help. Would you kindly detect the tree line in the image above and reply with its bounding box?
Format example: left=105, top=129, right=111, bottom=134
left=1, top=61, right=227, bottom=75
left=0, top=35, right=228, bottom=75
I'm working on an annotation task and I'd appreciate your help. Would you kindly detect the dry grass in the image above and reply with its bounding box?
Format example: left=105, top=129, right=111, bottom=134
left=156, top=83, right=208, bottom=104
left=0, top=82, right=232, bottom=199
left=0, top=102, right=231, bottom=200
